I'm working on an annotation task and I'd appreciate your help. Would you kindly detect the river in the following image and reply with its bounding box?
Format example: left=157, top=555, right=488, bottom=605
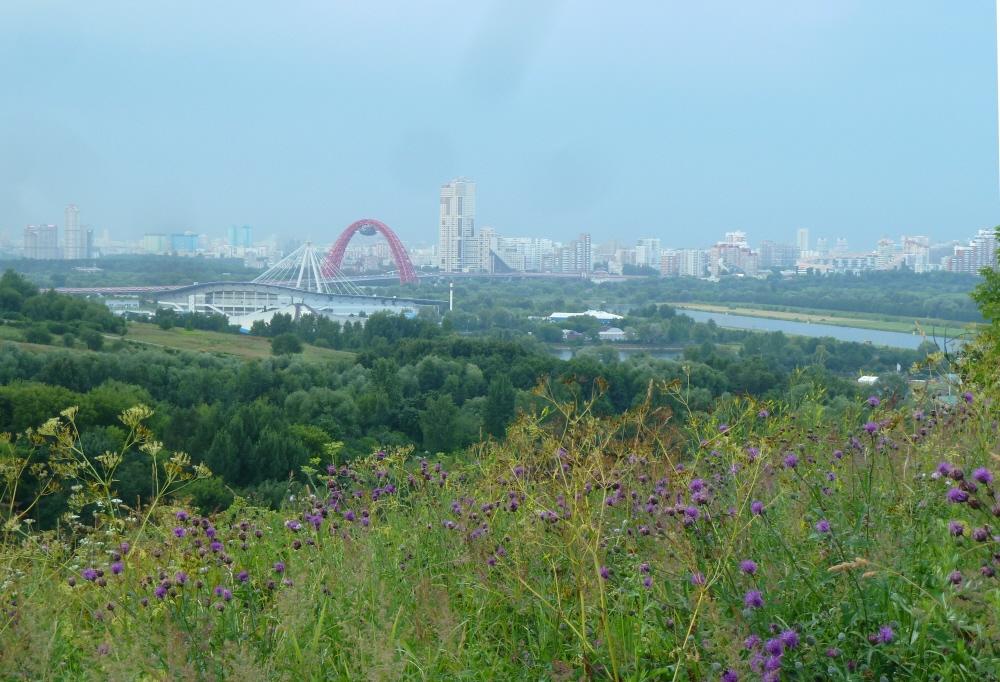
left=679, top=309, right=952, bottom=350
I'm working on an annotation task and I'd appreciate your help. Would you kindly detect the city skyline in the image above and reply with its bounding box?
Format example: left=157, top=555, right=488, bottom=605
left=3, top=2, right=1000, bottom=245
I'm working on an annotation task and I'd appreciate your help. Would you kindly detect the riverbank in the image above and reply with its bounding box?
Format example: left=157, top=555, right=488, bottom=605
left=670, top=302, right=975, bottom=339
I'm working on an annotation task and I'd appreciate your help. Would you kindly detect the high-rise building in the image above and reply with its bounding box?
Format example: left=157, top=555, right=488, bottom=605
left=494, top=237, right=555, bottom=272
left=679, top=249, right=707, bottom=278
left=438, top=178, right=476, bottom=272
left=23, top=224, right=59, bottom=259
left=724, top=231, right=748, bottom=248
left=575, top=233, right=593, bottom=273
left=758, top=240, right=798, bottom=268
left=63, top=204, right=90, bottom=259
left=943, top=229, right=998, bottom=274
left=710, top=241, right=758, bottom=277
left=875, top=239, right=900, bottom=270
left=659, top=250, right=681, bottom=277
left=228, top=225, right=253, bottom=248
left=142, top=233, right=169, bottom=254
left=636, top=237, right=661, bottom=267
left=467, top=226, right=498, bottom=273
left=171, top=232, right=199, bottom=253
left=796, top=228, right=809, bottom=254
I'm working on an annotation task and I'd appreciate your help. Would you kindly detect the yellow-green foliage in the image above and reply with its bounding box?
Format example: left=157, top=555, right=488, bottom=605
left=0, top=373, right=999, bottom=680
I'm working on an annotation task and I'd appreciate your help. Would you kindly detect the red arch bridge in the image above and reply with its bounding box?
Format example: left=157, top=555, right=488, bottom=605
left=251, top=218, right=418, bottom=293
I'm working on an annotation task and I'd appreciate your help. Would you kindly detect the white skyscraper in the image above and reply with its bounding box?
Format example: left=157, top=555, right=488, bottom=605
left=796, top=228, right=809, bottom=255
left=64, top=204, right=86, bottom=259
left=438, top=178, right=476, bottom=272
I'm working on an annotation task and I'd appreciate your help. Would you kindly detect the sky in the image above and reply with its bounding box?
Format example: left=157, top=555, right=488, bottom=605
left=1, top=1, right=999, bottom=248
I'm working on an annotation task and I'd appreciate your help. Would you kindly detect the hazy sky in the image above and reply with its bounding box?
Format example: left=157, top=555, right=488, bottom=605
left=2, top=1, right=999, bottom=247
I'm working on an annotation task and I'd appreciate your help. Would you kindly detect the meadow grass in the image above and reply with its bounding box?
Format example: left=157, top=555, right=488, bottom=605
left=0, top=373, right=998, bottom=680
left=121, top=323, right=355, bottom=362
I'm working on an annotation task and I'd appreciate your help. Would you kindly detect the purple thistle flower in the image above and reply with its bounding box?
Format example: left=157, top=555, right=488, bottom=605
left=750, top=500, right=764, bottom=515
left=779, top=629, right=800, bottom=649
left=764, top=638, right=784, bottom=656
left=721, top=669, right=739, bottom=682
left=745, top=634, right=761, bottom=650
left=690, top=572, right=706, bottom=586
left=877, top=625, right=894, bottom=644
left=642, top=576, right=652, bottom=589
left=154, top=585, right=167, bottom=599
left=273, top=562, right=285, bottom=574
left=863, top=421, right=879, bottom=435
left=82, top=568, right=98, bottom=582
left=783, top=453, right=798, bottom=469
left=826, top=647, right=840, bottom=657
left=815, top=519, right=831, bottom=533
left=222, top=589, right=233, bottom=602
left=237, top=570, right=249, bottom=583
left=175, top=510, right=189, bottom=521
left=284, top=520, right=302, bottom=532
left=963, top=391, right=974, bottom=404
left=832, top=449, right=843, bottom=459
left=973, top=468, right=994, bottom=485
left=744, top=589, right=764, bottom=609
left=110, top=561, right=123, bottom=575
left=689, top=478, right=705, bottom=493
left=174, top=571, right=188, bottom=584
left=599, top=566, right=611, bottom=580
left=639, top=562, right=651, bottom=574
left=758, top=409, right=769, bottom=419
left=173, top=527, right=186, bottom=538
left=739, top=559, right=758, bottom=575
left=948, top=520, right=965, bottom=537
left=947, top=488, right=969, bottom=504
left=867, top=396, right=880, bottom=407
left=948, top=570, right=963, bottom=585
left=973, top=527, right=989, bottom=542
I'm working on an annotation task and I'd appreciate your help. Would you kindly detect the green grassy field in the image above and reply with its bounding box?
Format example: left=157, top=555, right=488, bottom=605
left=670, top=302, right=976, bottom=338
left=122, top=323, right=354, bottom=362
left=0, top=320, right=353, bottom=362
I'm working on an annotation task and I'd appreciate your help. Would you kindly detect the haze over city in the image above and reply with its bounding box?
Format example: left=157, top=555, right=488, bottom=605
left=3, top=1, right=1000, bottom=245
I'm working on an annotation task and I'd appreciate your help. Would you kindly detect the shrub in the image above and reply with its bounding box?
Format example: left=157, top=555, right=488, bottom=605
left=81, top=328, right=104, bottom=351
left=24, top=325, right=52, bottom=344
left=271, top=333, right=303, bottom=355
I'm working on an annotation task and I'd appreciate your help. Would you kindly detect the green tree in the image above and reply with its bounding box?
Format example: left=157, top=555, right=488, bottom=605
left=81, top=329, right=104, bottom=351
left=484, top=374, right=516, bottom=437
left=971, top=228, right=1000, bottom=326
left=271, top=333, right=303, bottom=355
left=24, top=325, right=52, bottom=345
left=420, top=394, right=458, bottom=452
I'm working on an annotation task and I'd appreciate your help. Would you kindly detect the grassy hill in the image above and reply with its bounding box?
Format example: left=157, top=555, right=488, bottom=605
left=1, top=366, right=999, bottom=678
left=0, top=320, right=353, bottom=362
left=121, top=323, right=354, bottom=362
